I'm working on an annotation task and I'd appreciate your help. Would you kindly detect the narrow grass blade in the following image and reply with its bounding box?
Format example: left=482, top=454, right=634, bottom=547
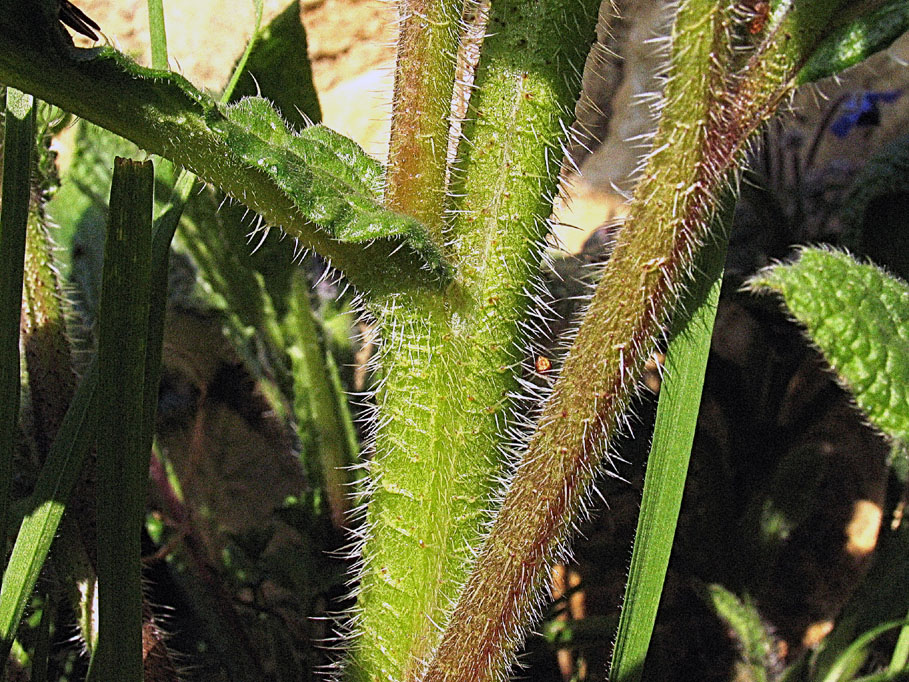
left=146, top=0, right=168, bottom=70
left=143, top=168, right=194, bottom=463
left=221, top=0, right=263, bottom=105
left=89, top=158, right=153, bottom=682
left=286, top=270, right=359, bottom=527
left=0, top=360, right=98, bottom=664
left=808, top=509, right=909, bottom=681
left=821, top=620, right=909, bottom=682
left=0, top=87, right=36, bottom=558
left=609, top=226, right=729, bottom=682
left=887, top=610, right=909, bottom=675
left=0, top=161, right=186, bottom=671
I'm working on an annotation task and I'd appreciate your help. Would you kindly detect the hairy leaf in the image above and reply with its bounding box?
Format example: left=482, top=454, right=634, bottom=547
left=0, top=0, right=449, bottom=292
left=797, top=1, right=909, bottom=84
left=749, top=248, right=909, bottom=445
left=230, top=0, right=321, bottom=131
left=703, top=584, right=774, bottom=682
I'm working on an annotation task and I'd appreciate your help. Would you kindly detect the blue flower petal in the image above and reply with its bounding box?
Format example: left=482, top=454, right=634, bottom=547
left=830, top=90, right=902, bottom=138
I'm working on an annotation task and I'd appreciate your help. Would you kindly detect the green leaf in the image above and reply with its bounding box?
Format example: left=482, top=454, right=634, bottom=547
left=181, top=1, right=324, bottom=323
left=749, top=248, right=909, bottom=445
left=30, top=590, right=53, bottom=682
left=215, top=0, right=323, bottom=309
left=229, top=0, right=321, bottom=129
left=91, top=158, right=153, bottom=681
left=702, top=584, right=774, bottom=682
left=221, top=97, right=396, bottom=239
left=797, top=1, right=909, bottom=84
left=0, top=0, right=449, bottom=292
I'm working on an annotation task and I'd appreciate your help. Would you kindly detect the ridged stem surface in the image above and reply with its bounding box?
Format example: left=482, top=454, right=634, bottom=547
left=346, top=1, right=599, bottom=680
left=385, top=0, right=466, bottom=237
left=424, top=2, right=849, bottom=681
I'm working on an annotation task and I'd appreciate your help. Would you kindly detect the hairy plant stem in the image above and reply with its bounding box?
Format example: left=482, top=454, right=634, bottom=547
left=20, top=183, right=101, bottom=656
left=21, top=210, right=77, bottom=461
left=385, top=0, right=466, bottom=237
left=346, top=1, right=599, bottom=680
left=424, top=2, right=851, bottom=680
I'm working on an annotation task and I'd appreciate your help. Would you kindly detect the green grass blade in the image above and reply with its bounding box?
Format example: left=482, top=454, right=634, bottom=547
left=144, top=168, right=193, bottom=459
left=0, top=87, right=36, bottom=560
left=285, top=270, right=359, bottom=527
left=0, top=161, right=185, bottom=671
left=7, top=638, right=29, bottom=671
left=221, top=0, right=263, bottom=105
left=887, top=610, right=909, bottom=675
left=809, top=508, right=909, bottom=682
left=146, top=0, right=168, bottom=70
left=609, top=226, right=728, bottom=682
left=821, top=620, right=909, bottom=682
left=89, top=158, right=153, bottom=682
left=0, top=360, right=99, bottom=664
left=29, top=590, right=53, bottom=682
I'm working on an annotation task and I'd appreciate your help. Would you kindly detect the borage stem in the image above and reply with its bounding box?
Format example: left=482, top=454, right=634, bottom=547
left=425, top=2, right=849, bottom=681
left=385, top=0, right=466, bottom=236
left=346, top=0, right=599, bottom=679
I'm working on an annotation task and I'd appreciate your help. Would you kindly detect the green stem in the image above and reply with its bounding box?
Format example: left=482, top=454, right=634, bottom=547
left=424, top=2, right=850, bottom=681
left=346, top=1, right=599, bottom=679
left=220, top=0, right=263, bottom=104
left=146, top=0, right=168, bottom=70
left=0, top=87, right=35, bottom=564
left=385, top=0, right=465, bottom=236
